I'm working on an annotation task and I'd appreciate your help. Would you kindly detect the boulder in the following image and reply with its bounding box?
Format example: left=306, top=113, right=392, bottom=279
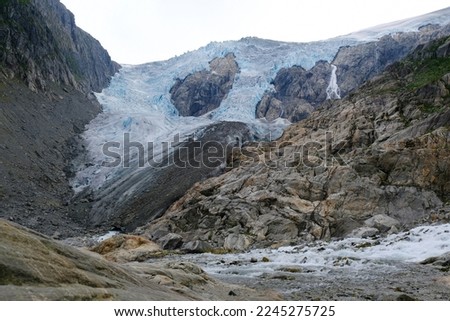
left=90, top=234, right=161, bottom=263
left=348, top=227, right=380, bottom=238
left=364, top=215, right=400, bottom=233
left=159, top=233, right=183, bottom=250
left=420, top=252, right=450, bottom=268
left=224, top=234, right=252, bottom=251
left=182, top=240, right=213, bottom=253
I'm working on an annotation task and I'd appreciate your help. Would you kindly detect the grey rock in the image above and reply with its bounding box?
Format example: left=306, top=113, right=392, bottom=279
left=348, top=227, right=379, bottom=238
left=256, top=62, right=328, bottom=121
left=159, top=233, right=183, bottom=250
left=364, top=215, right=400, bottom=233
left=182, top=240, right=213, bottom=253
left=420, top=252, right=450, bottom=267
left=223, top=234, right=252, bottom=251
left=170, top=53, right=239, bottom=116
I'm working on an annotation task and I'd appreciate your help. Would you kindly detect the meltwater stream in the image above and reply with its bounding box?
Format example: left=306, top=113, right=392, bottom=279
left=148, top=223, right=450, bottom=300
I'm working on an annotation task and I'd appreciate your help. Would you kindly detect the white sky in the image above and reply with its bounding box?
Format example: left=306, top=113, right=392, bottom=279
left=60, top=0, right=450, bottom=64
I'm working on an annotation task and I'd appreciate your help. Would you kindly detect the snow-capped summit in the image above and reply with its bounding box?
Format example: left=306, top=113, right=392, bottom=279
left=341, top=6, right=450, bottom=41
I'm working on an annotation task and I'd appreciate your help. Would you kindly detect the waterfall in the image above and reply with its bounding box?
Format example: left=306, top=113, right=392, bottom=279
left=326, top=64, right=341, bottom=100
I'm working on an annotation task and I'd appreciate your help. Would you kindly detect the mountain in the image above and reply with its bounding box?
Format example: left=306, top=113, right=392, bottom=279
left=0, top=0, right=119, bottom=235
left=141, top=35, right=450, bottom=251
left=0, top=1, right=280, bottom=301
left=0, top=0, right=119, bottom=93
left=70, top=7, right=450, bottom=234
left=1, top=1, right=449, bottom=302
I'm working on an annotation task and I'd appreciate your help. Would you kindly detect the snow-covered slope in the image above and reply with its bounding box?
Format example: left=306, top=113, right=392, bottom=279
left=73, top=7, right=450, bottom=192
left=342, top=6, right=450, bottom=41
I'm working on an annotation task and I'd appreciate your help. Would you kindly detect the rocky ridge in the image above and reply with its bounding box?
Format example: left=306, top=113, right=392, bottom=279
left=141, top=36, right=450, bottom=251
left=256, top=24, right=450, bottom=121
left=0, top=0, right=119, bottom=93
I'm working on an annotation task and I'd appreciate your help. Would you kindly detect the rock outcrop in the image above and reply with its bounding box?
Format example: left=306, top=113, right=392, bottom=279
left=0, top=0, right=120, bottom=93
left=90, top=234, right=162, bottom=263
left=256, top=61, right=329, bottom=122
left=141, top=36, right=450, bottom=251
left=256, top=24, right=450, bottom=122
left=0, top=219, right=280, bottom=300
left=170, top=53, right=239, bottom=116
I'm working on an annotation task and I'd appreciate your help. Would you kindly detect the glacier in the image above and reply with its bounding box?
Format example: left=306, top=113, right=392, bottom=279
left=73, top=37, right=356, bottom=192
left=72, top=7, right=450, bottom=192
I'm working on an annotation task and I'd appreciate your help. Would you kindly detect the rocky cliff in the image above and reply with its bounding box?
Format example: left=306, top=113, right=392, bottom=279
left=0, top=0, right=118, bottom=236
left=256, top=24, right=450, bottom=121
left=170, top=53, right=239, bottom=116
left=0, top=0, right=119, bottom=93
left=141, top=36, right=450, bottom=251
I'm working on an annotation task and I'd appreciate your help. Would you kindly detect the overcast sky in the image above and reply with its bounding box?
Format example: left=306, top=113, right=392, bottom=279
left=60, top=0, right=450, bottom=64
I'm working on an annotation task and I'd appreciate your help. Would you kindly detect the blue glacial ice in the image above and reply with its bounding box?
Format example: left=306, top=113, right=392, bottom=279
left=72, top=7, right=450, bottom=192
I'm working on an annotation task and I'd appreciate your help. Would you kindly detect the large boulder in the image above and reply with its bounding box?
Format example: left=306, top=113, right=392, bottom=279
left=90, top=234, right=161, bottom=263
left=364, top=215, right=400, bottom=233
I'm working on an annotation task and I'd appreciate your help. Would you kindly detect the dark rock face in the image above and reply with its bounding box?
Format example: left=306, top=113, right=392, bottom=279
left=170, top=53, right=239, bottom=116
left=0, top=0, right=120, bottom=93
left=256, top=61, right=330, bottom=122
left=256, top=24, right=450, bottom=122
left=0, top=0, right=118, bottom=236
left=142, top=37, right=450, bottom=250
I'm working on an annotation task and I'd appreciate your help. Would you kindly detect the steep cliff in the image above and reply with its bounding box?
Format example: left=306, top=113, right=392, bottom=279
left=0, top=0, right=118, bottom=235
left=0, top=0, right=119, bottom=93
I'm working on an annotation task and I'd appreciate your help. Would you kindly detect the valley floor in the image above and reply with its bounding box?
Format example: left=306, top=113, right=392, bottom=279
left=147, top=222, right=450, bottom=301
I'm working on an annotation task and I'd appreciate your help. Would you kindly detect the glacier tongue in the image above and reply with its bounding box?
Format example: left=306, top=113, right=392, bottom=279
left=73, top=37, right=356, bottom=192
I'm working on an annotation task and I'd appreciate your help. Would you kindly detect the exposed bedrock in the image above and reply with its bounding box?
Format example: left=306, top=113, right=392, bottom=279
left=170, top=53, right=239, bottom=117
